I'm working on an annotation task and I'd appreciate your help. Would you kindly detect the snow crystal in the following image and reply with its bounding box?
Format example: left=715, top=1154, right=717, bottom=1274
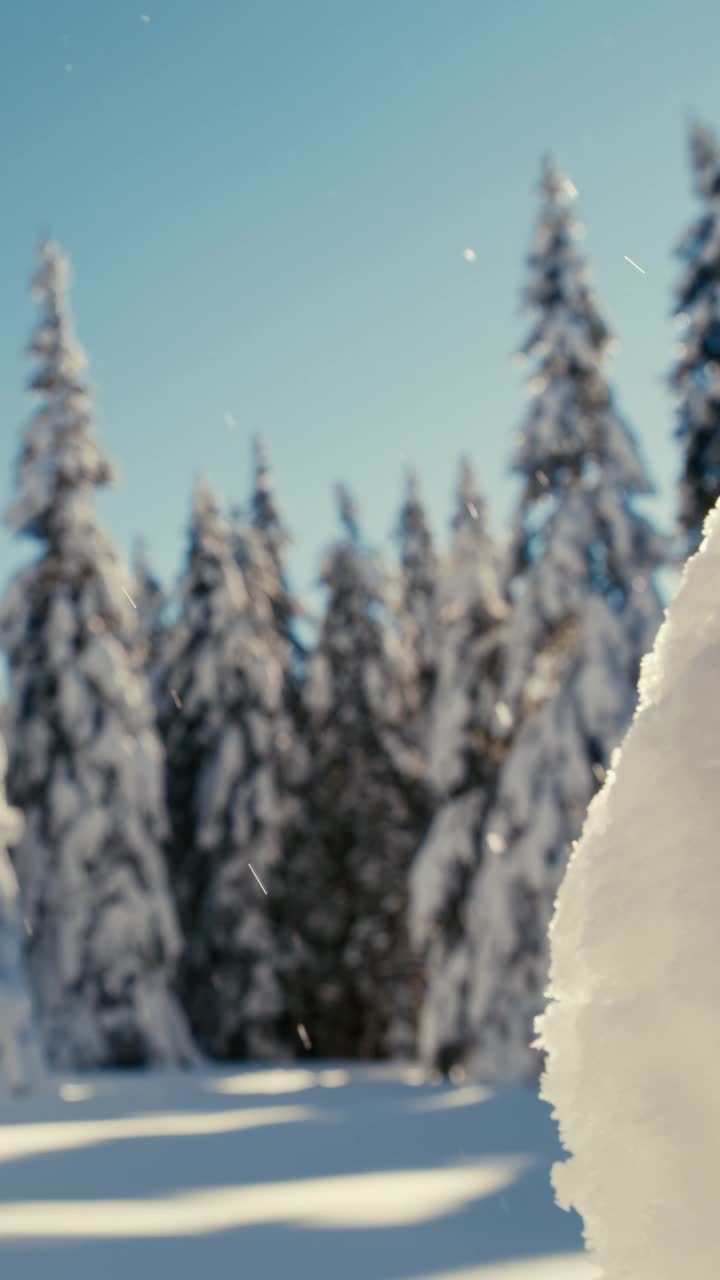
left=537, top=499, right=720, bottom=1280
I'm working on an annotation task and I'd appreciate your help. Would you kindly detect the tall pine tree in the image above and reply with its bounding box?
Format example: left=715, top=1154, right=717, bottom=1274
left=157, top=479, right=297, bottom=1058
left=0, top=241, right=195, bottom=1069
left=461, top=159, right=664, bottom=1082
left=410, top=457, right=508, bottom=1074
left=286, top=487, right=431, bottom=1060
left=671, top=121, right=720, bottom=551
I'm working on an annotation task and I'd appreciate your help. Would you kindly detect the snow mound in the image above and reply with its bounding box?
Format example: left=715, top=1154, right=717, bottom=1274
left=537, top=501, right=720, bottom=1280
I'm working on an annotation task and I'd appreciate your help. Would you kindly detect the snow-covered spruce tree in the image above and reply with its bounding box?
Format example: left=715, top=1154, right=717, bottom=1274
left=132, top=538, right=165, bottom=673
left=0, top=736, right=47, bottom=1095
left=461, top=159, right=665, bottom=1083
left=537, top=505, right=720, bottom=1280
left=0, top=241, right=196, bottom=1069
left=410, top=457, right=509, bottom=1074
left=286, top=486, right=432, bottom=1060
left=234, top=435, right=306, bottom=700
left=157, top=479, right=297, bottom=1059
left=671, top=121, right=720, bottom=553
left=394, top=467, right=439, bottom=747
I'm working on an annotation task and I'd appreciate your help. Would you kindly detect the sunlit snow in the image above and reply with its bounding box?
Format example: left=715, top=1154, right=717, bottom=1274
left=0, top=1063, right=589, bottom=1279
left=539, top=499, right=720, bottom=1280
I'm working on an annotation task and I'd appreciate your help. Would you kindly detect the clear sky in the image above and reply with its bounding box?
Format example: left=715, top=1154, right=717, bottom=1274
left=0, top=0, right=717, bottom=607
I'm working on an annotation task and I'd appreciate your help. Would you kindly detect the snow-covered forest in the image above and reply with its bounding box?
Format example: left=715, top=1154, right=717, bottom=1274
left=1, top=110, right=720, bottom=1280
left=3, top=126, right=720, bottom=1092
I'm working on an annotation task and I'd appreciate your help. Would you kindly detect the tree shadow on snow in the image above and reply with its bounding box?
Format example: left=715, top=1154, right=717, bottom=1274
left=0, top=1064, right=584, bottom=1280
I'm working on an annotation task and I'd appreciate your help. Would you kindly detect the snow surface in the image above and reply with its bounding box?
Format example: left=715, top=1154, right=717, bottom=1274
left=0, top=1063, right=592, bottom=1280
left=537, top=500, right=720, bottom=1280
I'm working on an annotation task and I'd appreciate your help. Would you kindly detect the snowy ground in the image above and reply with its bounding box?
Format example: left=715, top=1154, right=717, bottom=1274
left=0, top=1063, right=594, bottom=1280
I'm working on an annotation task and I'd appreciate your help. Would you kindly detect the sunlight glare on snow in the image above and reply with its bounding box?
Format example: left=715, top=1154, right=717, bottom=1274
left=410, top=1256, right=598, bottom=1280
left=59, top=1083, right=95, bottom=1103
left=0, top=1105, right=311, bottom=1164
left=208, top=1067, right=319, bottom=1095
left=207, top=1066, right=353, bottom=1096
left=0, top=1158, right=529, bottom=1239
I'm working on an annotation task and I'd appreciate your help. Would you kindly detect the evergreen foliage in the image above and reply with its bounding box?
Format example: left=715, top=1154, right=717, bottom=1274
left=410, top=458, right=508, bottom=1073
left=461, top=160, right=664, bottom=1081
left=671, top=121, right=720, bottom=550
left=285, top=487, right=431, bottom=1060
left=157, top=479, right=298, bottom=1058
left=0, top=735, right=47, bottom=1094
left=0, top=242, right=196, bottom=1069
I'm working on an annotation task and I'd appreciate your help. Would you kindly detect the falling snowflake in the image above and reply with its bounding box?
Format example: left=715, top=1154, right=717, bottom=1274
left=248, top=863, right=268, bottom=895
left=64, top=63, right=73, bottom=73
left=141, top=13, right=151, bottom=21
left=462, top=248, right=477, bottom=263
left=170, top=688, right=183, bottom=710
left=297, top=1023, right=312, bottom=1051
left=224, top=411, right=237, bottom=430
left=121, top=585, right=137, bottom=609
left=623, top=255, right=646, bottom=275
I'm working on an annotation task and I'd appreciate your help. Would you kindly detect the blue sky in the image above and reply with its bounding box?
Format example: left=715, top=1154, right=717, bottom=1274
left=0, top=0, right=716, bottom=605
